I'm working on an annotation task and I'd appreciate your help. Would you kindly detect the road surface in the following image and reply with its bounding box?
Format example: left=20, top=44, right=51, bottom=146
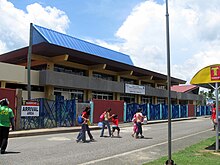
left=1, top=117, right=214, bottom=165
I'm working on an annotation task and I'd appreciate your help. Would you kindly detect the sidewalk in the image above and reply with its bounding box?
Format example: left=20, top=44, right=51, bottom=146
left=9, top=117, right=199, bottom=138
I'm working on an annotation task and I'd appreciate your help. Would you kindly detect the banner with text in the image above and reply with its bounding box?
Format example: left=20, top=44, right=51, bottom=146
left=21, top=101, right=39, bottom=117
left=125, top=84, right=145, bottom=95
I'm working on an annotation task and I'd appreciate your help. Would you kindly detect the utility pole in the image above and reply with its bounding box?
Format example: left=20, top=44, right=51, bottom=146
left=165, top=0, right=174, bottom=164
left=27, top=23, right=33, bottom=100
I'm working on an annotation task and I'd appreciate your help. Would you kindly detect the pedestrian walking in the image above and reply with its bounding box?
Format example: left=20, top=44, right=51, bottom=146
left=111, top=114, right=120, bottom=137
left=100, top=108, right=112, bottom=137
left=0, top=98, right=15, bottom=154
left=131, top=114, right=137, bottom=137
left=76, top=106, right=94, bottom=143
left=211, top=103, right=217, bottom=131
left=135, top=108, right=145, bottom=139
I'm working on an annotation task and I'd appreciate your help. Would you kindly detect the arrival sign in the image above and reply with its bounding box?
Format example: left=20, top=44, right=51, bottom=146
left=21, top=101, right=39, bottom=117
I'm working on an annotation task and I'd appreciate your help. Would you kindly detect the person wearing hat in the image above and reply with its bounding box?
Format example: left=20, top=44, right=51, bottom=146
left=0, top=98, right=15, bottom=154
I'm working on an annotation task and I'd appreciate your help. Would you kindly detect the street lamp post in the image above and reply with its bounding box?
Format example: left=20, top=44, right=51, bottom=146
left=165, top=0, right=174, bottom=164
left=27, top=23, right=33, bottom=100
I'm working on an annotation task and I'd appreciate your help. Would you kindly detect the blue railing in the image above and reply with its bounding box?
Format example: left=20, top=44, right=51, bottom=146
left=125, top=103, right=211, bottom=122
left=20, top=97, right=76, bottom=130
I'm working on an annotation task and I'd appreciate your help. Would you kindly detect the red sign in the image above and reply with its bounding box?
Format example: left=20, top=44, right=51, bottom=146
left=210, top=66, right=220, bottom=80
left=25, top=101, right=39, bottom=106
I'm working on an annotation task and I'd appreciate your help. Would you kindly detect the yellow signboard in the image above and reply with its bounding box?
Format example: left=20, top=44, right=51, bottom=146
left=190, top=64, right=220, bottom=85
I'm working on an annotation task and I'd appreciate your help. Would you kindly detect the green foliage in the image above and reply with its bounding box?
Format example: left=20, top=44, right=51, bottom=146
left=144, top=137, right=220, bottom=165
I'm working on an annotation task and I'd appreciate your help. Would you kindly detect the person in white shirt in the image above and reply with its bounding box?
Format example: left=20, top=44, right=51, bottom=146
left=135, top=108, right=144, bottom=138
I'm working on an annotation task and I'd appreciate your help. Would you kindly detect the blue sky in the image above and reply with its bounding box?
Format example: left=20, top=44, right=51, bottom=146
left=9, top=0, right=148, bottom=40
left=1, top=0, right=220, bottom=84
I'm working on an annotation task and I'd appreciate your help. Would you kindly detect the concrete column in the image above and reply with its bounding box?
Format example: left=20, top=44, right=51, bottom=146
left=87, top=90, right=92, bottom=101
left=1, top=81, right=6, bottom=88
left=83, top=89, right=87, bottom=102
left=86, top=70, right=93, bottom=77
left=115, top=93, right=120, bottom=100
left=165, top=97, right=168, bottom=104
left=45, top=85, right=54, bottom=100
left=115, top=75, right=120, bottom=82
left=47, top=62, right=54, bottom=70
left=114, top=75, right=121, bottom=101
left=113, top=93, right=120, bottom=100
left=176, top=99, right=180, bottom=104
left=154, top=96, right=158, bottom=104
left=137, top=80, right=141, bottom=104
left=137, top=95, right=141, bottom=104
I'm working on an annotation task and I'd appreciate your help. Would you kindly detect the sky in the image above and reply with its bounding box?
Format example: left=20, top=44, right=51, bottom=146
left=1, top=0, right=220, bottom=85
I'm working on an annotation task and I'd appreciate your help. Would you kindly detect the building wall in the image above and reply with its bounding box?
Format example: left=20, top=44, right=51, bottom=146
left=39, top=70, right=124, bottom=93
left=0, top=62, right=204, bottom=105
left=22, top=91, right=45, bottom=100
left=0, top=62, right=25, bottom=83
left=0, top=62, right=40, bottom=85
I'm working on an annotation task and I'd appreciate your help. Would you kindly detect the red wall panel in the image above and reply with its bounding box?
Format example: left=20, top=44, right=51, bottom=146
left=188, top=104, right=195, bottom=117
left=0, top=88, right=16, bottom=111
left=93, top=99, right=124, bottom=123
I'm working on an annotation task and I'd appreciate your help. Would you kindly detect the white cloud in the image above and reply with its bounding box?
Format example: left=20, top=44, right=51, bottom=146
left=111, top=0, right=220, bottom=84
left=1, top=0, right=220, bottom=86
left=0, top=0, right=69, bottom=52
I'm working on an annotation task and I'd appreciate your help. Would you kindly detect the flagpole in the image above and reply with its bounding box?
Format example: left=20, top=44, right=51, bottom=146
left=27, top=23, right=33, bottom=100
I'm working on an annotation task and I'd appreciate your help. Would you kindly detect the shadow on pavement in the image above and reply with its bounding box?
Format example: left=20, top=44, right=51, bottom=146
left=1, top=151, right=20, bottom=155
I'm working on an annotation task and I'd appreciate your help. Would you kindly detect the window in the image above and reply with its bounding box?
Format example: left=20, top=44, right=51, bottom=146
left=70, top=90, right=84, bottom=103
left=156, top=85, right=166, bottom=90
left=157, top=97, right=166, bottom=104
left=141, top=96, right=153, bottom=104
left=54, top=65, right=85, bottom=76
left=120, top=78, right=134, bottom=84
left=54, top=88, right=84, bottom=102
left=92, top=92, right=113, bottom=100
left=120, top=94, right=135, bottom=103
left=141, top=82, right=153, bottom=87
left=93, top=72, right=114, bottom=81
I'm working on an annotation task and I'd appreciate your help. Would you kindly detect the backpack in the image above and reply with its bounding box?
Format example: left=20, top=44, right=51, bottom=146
left=77, top=115, right=83, bottom=124
left=99, top=112, right=106, bottom=122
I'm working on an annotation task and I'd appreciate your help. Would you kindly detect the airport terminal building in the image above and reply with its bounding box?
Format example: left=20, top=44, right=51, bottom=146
left=0, top=24, right=203, bottom=105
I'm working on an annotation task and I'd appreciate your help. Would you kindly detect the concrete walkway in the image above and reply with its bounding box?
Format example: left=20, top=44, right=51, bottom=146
left=9, top=117, right=198, bottom=138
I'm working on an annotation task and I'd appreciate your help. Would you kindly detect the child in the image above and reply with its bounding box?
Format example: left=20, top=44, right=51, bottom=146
left=111, top=114, right=120, bottom=137
left=131, top=114, right=137, bottom=137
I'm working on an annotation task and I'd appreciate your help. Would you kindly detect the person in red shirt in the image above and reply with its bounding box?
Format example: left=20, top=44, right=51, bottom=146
left=111, top=114, right=120, bottom=137
left=76, top=106, right=94, bottom=143
left=211, top=103, right=217, bottom=131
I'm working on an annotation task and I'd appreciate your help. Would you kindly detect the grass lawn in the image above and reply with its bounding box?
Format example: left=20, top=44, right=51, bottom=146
left=144, top=137, right=220, bottom=165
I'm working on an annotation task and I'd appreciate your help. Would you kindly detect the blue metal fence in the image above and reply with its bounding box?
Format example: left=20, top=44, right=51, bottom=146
left=125, top=103, right=211, bottom=122
left=21, top=97, right=76, bottom=130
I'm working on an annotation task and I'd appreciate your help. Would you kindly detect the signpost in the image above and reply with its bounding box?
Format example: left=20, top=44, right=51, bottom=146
left=191, top=64, right=220, bottom=151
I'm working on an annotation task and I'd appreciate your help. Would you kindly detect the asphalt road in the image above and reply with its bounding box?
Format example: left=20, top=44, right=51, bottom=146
left=1, top=117, right=215, bottom=165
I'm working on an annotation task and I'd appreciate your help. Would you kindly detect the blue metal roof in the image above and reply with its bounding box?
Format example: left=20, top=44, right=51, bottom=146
left=32, top=24, right=134, bottom=66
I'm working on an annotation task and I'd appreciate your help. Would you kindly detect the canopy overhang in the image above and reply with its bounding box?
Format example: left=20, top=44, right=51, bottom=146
left=190, top=64, right=220, bottom=89
left=191, top=64, right=220, bottom=151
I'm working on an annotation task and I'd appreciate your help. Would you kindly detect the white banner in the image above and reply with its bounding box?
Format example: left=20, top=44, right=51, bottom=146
left=21, top=105, right=39, bottom=117
left=125, top=84, right=145, bottom=95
